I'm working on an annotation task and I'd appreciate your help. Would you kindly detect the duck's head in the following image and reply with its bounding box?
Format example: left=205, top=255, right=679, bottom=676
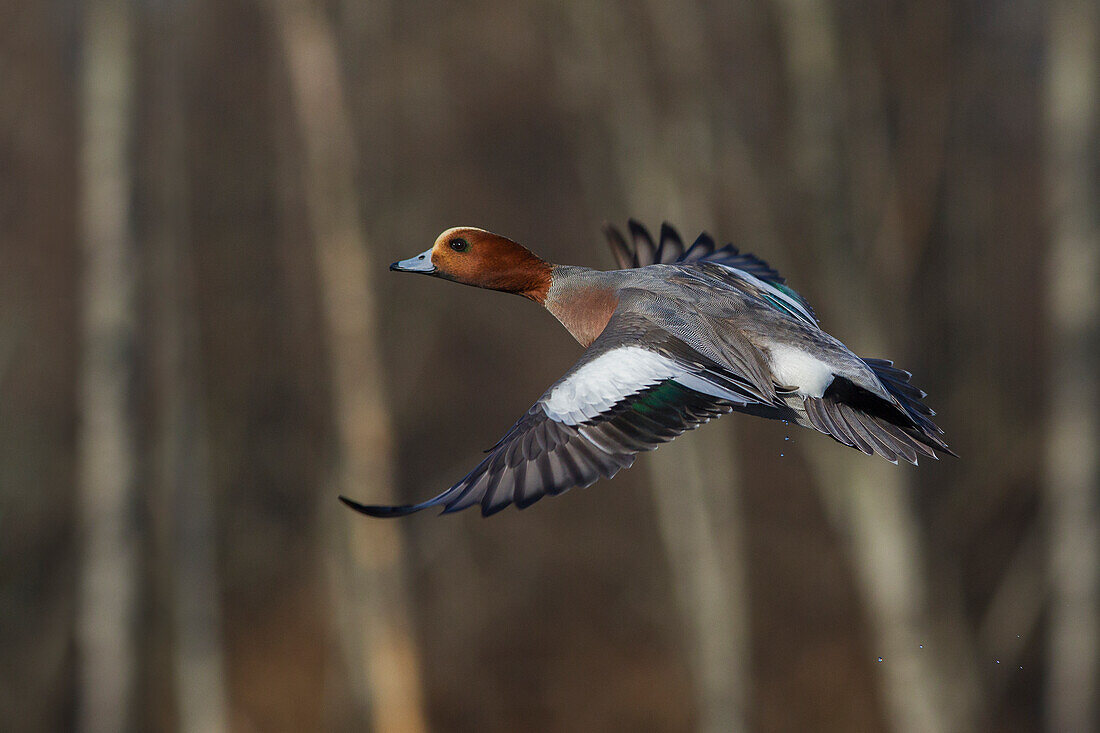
left=391, top=227, right=553, bottom=302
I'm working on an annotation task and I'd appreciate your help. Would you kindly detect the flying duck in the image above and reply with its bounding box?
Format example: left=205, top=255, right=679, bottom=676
left=341, top=221, right=953, bottom=517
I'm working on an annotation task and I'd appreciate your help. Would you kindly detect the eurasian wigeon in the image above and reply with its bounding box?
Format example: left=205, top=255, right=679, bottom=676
left=342, top=221, right=953, bottom=517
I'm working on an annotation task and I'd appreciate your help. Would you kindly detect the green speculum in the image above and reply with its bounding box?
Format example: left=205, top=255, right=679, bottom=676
left=631, top=379, right=689, bottom=415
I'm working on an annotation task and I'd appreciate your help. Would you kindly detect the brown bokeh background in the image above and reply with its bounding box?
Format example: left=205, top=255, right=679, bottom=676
left=2, top=0, right=1097, bottom=731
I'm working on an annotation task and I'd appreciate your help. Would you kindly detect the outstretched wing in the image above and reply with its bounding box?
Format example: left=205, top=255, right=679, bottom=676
left=341, top=305, right=777, bottom=518
left=603, top=220, right=817, bottom=324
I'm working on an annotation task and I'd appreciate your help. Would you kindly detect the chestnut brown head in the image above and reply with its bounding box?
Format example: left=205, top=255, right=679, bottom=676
left=391, top=227, right=553, bottom=302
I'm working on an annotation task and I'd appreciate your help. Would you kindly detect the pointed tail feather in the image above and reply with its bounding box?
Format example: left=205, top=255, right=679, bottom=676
left=803, top=359, right=955, bottom=464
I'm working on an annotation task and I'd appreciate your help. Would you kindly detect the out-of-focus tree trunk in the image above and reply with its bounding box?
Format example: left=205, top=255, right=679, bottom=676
left=271, top=1, right=428, bottom=731
left=142, top=0, right=230, bottom=729
left=647, top=431, right=748, bottom=733
left=1044, top=2, right=1100, bottom=731
left=772, top=1, right=981, bottom=730
left=184, top=1, right=333, bottom=725
left=77, top=0, right=138, bottom=729
left=803, top=441, right=974, bottom=732
left=0, top=2, right=81, bottom=729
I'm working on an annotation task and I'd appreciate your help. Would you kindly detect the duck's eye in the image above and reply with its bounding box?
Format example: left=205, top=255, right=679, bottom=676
left=449, top=238, right=470, bottom=252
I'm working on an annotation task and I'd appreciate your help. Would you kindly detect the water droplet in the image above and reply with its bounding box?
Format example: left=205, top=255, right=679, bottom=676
left=780, top=453, right=784, bottom=457
left=784, top=436, right=790, bottom=441
left=919, top=645, right=923, bottom=649
left=1019, top=666, right=1023, bottom=670
left=1016, top=634, right=1020, bottom=638
left=877, top=657, right=883, bottom=663
left=995, top=659, right=1000, bottom=664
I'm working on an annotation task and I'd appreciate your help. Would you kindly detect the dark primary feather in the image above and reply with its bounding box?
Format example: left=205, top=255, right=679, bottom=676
left=657, top=223, right=685, bottom=263
left=627, top=219, right=657, bottom=266
left=602, top=223, right=634, bottom=269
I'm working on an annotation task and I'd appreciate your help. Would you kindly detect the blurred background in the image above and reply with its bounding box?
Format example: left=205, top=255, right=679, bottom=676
left=2, top=0, right=1098, bottom=731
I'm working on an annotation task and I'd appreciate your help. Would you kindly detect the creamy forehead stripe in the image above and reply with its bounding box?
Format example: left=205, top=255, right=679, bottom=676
left=542, top=347, right=684, bottom=425
left=438, top=226, right=490, bottom=240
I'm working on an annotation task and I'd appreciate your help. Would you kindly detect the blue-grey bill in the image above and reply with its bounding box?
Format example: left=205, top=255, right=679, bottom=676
left=391, top=247, right=436, bottom=273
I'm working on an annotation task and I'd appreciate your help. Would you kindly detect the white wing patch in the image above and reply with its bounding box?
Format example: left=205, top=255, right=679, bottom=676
left=542, top=347, right=684, bottom=425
